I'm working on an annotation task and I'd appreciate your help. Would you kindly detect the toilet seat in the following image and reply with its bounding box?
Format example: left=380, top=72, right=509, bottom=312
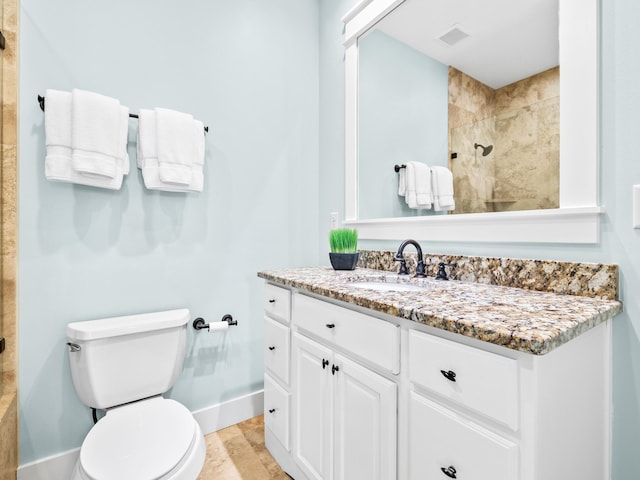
left=79, top=397, right=202, bottom=480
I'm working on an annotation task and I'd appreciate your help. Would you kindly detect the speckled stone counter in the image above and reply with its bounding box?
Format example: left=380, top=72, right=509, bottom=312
left=257, top=266, right=622, bottom=355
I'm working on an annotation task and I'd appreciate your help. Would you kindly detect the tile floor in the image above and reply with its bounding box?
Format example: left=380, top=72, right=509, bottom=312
left=197, top=415, right=290, bottom=479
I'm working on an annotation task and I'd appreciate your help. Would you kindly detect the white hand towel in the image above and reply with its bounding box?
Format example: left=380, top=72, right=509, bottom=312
left=71, top=89, right=129, bottom=179
left=413, top=162, right=433, bottom=208
left=404, top=162, right=418, bottom=209
left=404, top=161, right=432, bottom=209
left=137, top=109, right=157, bottom=170
left=137, top=109, right=205, bottom=192
left=156, top=108, right=195, bottom=186
left=45, top=89, right=127, bottom=190
left=398, top=165, right=406, bottom=197
left=431, top=165, right=456, bottom=211
left=45, top=89, right=72, bottom=180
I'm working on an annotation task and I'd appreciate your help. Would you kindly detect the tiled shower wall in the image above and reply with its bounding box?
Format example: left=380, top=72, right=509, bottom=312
left=448, top=66, right=560, bottom=214
left=0, top=0, right=18, bottom=477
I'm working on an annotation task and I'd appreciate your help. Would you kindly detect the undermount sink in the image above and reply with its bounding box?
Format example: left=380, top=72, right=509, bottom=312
left=346, top=280, right=429, bottom=292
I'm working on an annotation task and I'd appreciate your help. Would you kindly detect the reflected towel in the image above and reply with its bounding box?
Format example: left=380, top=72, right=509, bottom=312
left=404, top=161, right=432, bottom=209
left=431, top=165, right=455, bottom=211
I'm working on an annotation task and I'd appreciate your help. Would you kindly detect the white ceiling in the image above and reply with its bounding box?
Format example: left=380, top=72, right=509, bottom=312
left=374, top=0, right=559, bottom=89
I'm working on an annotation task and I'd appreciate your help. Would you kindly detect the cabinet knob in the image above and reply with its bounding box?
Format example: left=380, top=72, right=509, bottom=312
left=268, top=408, right=276, bottom=414
left=322, top=358, right=329, bottom=369
left=268, top=346, right=276, bottom=351
left=326, top=323, right=336, bottom=329
left=268, top=299, right=276, bottom=303
left=332, top=364, right=340, bottom=375
left=441, top=466, right=457, bottom=478
left=440, top=370, right=457, bottom=382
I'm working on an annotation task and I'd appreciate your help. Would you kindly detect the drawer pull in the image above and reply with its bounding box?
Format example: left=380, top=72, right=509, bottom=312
left=322, top=358, right=329, bottom=369
left=268, top=299, right=276, bottom=303
left=441, top=466, right=457, bottom=478
left=440, top=370, right=457, bottom=382
left=332, top=364, right=340, bottom=375
left=268, top=408, right=276, bottom=414
left=268, top=346, right=276, bottom=351
left=326, top=323, right=336, bottom=329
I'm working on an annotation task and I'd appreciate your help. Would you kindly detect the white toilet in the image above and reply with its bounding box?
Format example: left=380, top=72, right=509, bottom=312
left=66, top=309, right=206, bottom=480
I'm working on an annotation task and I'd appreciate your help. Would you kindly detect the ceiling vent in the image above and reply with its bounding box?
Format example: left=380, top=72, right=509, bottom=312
left=438, top=25, right=469, bottom=47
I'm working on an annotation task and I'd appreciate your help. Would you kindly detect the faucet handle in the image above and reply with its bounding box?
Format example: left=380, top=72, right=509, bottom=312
left=415, top=259, right=426, bottom=278
left=394, top=254, right=409, bottom=275
left=436, top=262, right=457, bottom=280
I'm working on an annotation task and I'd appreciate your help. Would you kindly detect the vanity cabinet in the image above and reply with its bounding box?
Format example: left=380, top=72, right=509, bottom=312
left=405, top=325, right=610, bottom=480
left=408, top=330, right=519, bottom=480
left=292, top=294, right=398, bottom=480
left=262, top=281, right=612, bottom=480
left=263, top=284, right=292, bottom=455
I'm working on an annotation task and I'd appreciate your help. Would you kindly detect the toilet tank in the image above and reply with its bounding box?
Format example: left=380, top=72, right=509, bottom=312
left=66, top=309, right=190, bottom=409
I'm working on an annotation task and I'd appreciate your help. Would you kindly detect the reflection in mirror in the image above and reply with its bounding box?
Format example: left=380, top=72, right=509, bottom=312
left=357, top=0, right=559, bottom=218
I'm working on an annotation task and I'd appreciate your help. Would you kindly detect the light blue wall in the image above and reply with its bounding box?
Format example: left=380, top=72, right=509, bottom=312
left=18, top=0, right=640, bottom=477
left=358, top=30, right=448, bottom=219
left=319, top=0, right=640, bottom=478
left=19, top=0, right=319, bottom=465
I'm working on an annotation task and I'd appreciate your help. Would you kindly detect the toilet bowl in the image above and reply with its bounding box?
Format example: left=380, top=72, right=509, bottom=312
left=70, top=398, right=205, bottom=480
left=66, top=309, right=205, bottom=480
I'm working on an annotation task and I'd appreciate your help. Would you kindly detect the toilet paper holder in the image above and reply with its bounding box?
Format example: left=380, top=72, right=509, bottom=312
left=193, top=314, right=237, bottom=331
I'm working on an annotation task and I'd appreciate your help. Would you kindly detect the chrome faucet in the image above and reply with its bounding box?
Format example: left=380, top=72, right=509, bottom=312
left=394, top=239, right=426, bottom=277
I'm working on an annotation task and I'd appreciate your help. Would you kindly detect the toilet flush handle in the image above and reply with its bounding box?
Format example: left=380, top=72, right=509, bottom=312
left=66, top=342, right=81, bottom=352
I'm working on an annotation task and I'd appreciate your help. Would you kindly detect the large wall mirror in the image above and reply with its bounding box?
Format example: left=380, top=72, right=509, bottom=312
left=343, top=0, right=601, bottom=243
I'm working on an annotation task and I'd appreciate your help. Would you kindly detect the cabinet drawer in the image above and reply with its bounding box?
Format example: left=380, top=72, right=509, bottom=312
left=264, top=316, right=290, bottom=385
left=293, top=294, right=399, bottom=374
left=409, top=392, right=518, bottom=480
left=409, top=330, right=519, bottom=430
left=264, top=373, right=290, bottom=451
left=264, top=284, right=291, bottom=324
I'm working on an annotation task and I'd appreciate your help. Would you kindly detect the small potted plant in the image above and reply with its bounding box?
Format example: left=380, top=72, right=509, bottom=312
left=329, top=228, right=359, bottom=270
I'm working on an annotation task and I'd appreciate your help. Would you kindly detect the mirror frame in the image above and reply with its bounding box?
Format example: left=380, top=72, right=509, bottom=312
left=342, top=0, right=602, bottom=243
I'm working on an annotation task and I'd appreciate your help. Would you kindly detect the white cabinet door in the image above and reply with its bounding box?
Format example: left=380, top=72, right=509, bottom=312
left=293, top=333, right=333, bottom=480
left=409, top=392, right=518, bottom=480
left=334, top=353, right=397, bottom=480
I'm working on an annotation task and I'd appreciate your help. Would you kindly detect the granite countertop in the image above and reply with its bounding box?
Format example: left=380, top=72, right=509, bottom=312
left=258, top=266, right=623, bottom=355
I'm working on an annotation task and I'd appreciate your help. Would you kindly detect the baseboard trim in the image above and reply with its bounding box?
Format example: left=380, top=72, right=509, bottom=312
left=17, top=390, right=265, bottom=480
left=192, top=389, right=264, bottom=436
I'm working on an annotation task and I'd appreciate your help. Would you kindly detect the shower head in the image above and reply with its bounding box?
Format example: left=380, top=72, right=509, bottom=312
left=474, top=143, right=493, bottom=156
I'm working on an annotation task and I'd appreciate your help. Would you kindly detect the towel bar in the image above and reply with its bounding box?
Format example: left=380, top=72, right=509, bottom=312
left=394, top=164, right=406, bottom=172
left=37, top=95, right=209, bottom=133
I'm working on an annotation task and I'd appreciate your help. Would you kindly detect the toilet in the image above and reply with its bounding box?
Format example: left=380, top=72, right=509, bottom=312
left=66, top=309, right=206, bottom=480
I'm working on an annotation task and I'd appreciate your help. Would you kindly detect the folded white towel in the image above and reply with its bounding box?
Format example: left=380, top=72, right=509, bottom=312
left=398, top=165, right=406, bottom=197
left=44, top=89, right=128, bottom=190
left=71, top=89, right=129, bottom=179
left=137, top=108, right=205, bottom=192
left=413, top=162, right=433, bottom=208
left=137, top=109, right=156, bottom=170
left=404, top=161, right=432, bottom=209
left=156, top=108, right=195, bottom=186
left=404, top=162, right=418, bottom=208
left=45, top=89, right=73, bottom=177
left=431, top=165, right=456, bottom=211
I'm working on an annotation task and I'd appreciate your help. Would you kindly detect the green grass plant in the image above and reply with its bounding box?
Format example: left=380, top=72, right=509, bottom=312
left=329, top=228, right=358, bottom=253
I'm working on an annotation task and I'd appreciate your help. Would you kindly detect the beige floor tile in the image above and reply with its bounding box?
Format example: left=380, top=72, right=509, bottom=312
left=198, top=415, right=289, bottom=480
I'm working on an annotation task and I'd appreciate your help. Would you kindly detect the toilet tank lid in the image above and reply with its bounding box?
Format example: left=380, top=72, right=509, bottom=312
left=67, top=308, right=190, bottom=341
